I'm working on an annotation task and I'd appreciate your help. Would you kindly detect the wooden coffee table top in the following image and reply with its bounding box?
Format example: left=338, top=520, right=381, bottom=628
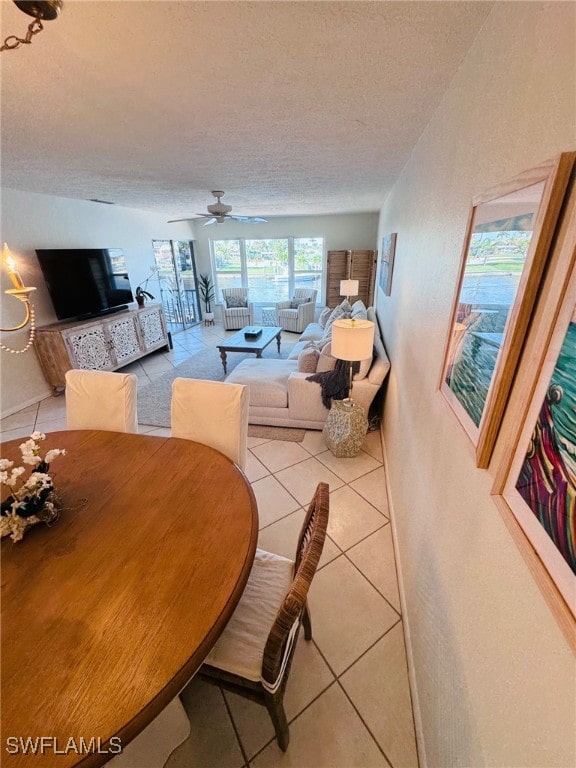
left=1, top=430, right=258, bottom=768
left=217, top=325, right=282, bottom=353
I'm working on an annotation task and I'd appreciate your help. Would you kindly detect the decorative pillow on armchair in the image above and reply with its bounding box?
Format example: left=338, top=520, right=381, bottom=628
left=290, top=297, right=311, bottom=309
left=226, top=296, right=248, bottom=308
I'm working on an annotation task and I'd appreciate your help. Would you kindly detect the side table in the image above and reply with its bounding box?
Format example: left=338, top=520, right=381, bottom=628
left=261, top=307, right=277, bottom=326
left=323, top=399, right=368, bottom=457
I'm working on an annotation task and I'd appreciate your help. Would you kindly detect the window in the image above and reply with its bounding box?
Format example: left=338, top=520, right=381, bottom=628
left=211, top=237, right=324, bottom=304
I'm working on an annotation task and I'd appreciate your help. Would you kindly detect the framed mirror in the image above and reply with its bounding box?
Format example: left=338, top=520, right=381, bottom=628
left=440, top=153, right=575, bottom=467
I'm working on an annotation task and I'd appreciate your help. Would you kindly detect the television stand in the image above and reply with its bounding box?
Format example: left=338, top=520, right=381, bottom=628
left=34, top=305, right=170, bottom=394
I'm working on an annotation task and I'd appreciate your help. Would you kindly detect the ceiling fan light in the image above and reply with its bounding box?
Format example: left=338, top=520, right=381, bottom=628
left=14, top=0, right=62, bottom=20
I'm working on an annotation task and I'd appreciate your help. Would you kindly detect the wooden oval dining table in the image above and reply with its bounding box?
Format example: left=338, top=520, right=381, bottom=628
left=1, top=430, right=258, bottom=768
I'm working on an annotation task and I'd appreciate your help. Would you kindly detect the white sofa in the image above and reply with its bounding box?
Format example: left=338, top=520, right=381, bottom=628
left=225, top=303, right=390, bottom=429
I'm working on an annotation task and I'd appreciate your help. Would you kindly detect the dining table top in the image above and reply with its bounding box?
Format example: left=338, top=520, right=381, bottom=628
left=1, top=430, right=258, bottom=768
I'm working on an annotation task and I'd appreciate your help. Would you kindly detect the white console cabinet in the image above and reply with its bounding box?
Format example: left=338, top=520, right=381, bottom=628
left=34, top=305, right=170, bottom=393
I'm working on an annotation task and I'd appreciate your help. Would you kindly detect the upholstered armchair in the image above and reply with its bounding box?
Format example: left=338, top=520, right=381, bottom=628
left=221, top=287, right=254, bottom=330
left=275, top=288, right=318, bottom=333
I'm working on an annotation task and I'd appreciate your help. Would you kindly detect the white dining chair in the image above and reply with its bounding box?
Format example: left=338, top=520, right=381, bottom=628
left=171, top=378, right=249, bottom=470
left=65, top=369, right=138, bottom=433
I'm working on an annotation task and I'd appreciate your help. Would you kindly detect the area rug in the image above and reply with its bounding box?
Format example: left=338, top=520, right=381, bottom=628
left=138, top=343, right=304, bottom=442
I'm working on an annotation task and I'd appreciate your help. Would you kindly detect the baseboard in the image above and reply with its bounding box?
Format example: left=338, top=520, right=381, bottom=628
left=381, top=424, right=427, bottom=768
left=1, top=389, right=53, bottom=421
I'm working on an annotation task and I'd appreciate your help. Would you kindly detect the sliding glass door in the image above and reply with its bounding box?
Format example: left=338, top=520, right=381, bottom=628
left=152, top=240, right=201, bottom=333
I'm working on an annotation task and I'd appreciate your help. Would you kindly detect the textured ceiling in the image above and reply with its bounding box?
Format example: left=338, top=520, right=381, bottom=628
left=0, top=1, right=493, bottom=220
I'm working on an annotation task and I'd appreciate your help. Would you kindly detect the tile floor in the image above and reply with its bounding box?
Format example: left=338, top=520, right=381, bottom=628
left=1, top=322, right=419, bottom=768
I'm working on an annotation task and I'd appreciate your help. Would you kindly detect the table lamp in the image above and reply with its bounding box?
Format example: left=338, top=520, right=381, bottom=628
left=339, top=279, right=359, bottom=304
left=324, top=318, right=375, bottom=457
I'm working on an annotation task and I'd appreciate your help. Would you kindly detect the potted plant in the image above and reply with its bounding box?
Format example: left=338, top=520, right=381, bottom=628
left=135, top=283, right=155, bottom=309
left=198, top=273, right=215, bottom=324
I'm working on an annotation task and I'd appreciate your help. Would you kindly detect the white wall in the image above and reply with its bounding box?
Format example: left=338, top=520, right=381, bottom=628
left=0, top=189, right=193, bottom=415
left=375, top=3, right=575, bottom=767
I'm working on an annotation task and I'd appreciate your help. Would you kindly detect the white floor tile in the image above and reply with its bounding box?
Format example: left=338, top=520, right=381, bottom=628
left=327, top=486, right=388, bottom=551
left=34, top=417, right=68, bottom=434
left=144, top=427, right=172, bottom=437
left=250, top=683, right=390, bottom=767
left=347, top=525, right=401, bottom=612
left=251, top=440, right=311, bottom=473
left=307, top=556, right=400, bottom=675
left=301, top=430, right=328, bottom=456
left=35, top=396, right=67, bottom=425
left=274, top=457, right=344, bottom=506
left=0, top=403, right=38, bottom=431
left=341, top=624, right=419, bottom=768
left=244, top=451, right=270, bottom=483
left=350, top=467, right=389, bottom=514
left=225, top=631, right=335, bottom=760
left=257, top=508, right=341, bottom=569
left=251, top=475, right=300, bottom=528
left=166, top=678, right=244, bottom=768
left=316, top=449, right=382, bottom=483
left=0, top=425, right=38, bottom=442
left=363, top=429, right=383, bottom=461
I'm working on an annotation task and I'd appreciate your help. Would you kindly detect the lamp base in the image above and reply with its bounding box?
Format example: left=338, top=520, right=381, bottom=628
left=323, top=399, right=368, bottom=458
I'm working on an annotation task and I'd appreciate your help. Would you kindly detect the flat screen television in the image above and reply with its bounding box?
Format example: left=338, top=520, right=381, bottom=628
left=36, top=248, right=134, bottom=321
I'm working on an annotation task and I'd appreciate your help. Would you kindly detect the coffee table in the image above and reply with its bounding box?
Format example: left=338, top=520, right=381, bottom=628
left=217, top=325, right=282, bottom=374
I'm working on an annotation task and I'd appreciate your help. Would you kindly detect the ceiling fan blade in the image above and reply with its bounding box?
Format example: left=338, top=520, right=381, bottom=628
left=228, top=215, right=267, bottom=223
left=167, top=217, right=197, bottom=223
left=203, top=217, right=217, bottom=226
left=252, top=217, right=268, bottom=223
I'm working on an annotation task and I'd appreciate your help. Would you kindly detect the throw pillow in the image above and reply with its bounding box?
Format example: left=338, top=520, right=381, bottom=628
left=290, top=297, right=311, bottom=309
left=321, top=301, right=352, bottom=343
left=354, top=350, right=373, bottom=381
left=316, top=341, right=337, bottom=373
left=318, top=306, right=332, bottom=328
left=226, top=295, right=247, bottom=309
left=297, top=345, right=320, bottom=373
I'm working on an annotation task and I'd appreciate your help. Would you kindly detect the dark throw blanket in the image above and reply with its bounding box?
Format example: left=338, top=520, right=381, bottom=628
left=307, top=359, right=360, bottom=408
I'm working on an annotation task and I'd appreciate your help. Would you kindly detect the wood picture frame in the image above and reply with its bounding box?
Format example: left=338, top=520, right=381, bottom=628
left=379, top=233, right=397, bottom=296
left=440, top=153, right=575, bottom=468
left=491, top=175, right=576, bottom=647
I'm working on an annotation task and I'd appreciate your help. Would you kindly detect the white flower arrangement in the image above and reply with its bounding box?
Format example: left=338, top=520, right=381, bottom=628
left=1, top=432, right=66, bottom=542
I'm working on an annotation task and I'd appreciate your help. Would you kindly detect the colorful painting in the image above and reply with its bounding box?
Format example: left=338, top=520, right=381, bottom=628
left=515, top=315, right=576, bottom=574
left=444, top=210, right=536, bottom=427
left=379, top=233, right=397, bottom=296
left=440, top=153, right=575, bottom=468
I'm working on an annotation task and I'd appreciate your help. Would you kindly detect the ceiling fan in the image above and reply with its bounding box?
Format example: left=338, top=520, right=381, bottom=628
left=168, top=191, right=268, bottom=226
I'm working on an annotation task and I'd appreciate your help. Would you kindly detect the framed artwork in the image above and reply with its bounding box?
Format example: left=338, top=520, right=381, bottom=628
left=440, top=153, right=575, bottom=468
left=379, top=233, right=397, bottom=296
left=495, top=237, right=576, bottom=642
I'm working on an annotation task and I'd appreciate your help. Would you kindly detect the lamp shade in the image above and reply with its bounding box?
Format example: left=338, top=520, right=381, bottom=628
left=339, top=279, right=359, bottom=297
left=331, top=319, right=375, bottom=361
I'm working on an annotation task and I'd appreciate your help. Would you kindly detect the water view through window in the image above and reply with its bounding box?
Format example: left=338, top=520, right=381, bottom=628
left=212, top=237, right=323, bottom=305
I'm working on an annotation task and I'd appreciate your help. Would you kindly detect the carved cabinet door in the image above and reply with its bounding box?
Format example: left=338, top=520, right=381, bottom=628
left=64, top=324, right=115, bottom=371
left=104, top=314, right=142, bottom=365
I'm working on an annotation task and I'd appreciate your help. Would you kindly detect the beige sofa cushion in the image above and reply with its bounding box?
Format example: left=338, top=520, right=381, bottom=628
left=225, top=359, right=294, bottom=407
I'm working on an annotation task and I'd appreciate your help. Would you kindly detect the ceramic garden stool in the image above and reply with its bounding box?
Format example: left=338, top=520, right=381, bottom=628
left=261, top=307, right=277, bottom=326
left=323, top=399, right=368, bottom=457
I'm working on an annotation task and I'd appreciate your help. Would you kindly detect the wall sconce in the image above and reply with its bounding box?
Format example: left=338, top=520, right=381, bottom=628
left=1, top=1, right=63, bottom=53
left=1, top=244, right=37, bottom=354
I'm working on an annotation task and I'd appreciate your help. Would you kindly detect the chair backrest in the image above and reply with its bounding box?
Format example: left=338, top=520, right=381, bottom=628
left=65, top=369, right=138, bottom=433
left=293, top=288, right=317, bottom=305
left=171, top=377, right=249, bottom=469
left=261, top=482, right=329, bottom=691
left=222, top=287, right=249, bottom=303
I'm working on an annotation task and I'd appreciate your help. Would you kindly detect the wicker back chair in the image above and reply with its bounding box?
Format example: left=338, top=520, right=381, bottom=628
left=198, top=482, right=329, bottom=751
left=221, top=287, right=254, bottom=330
